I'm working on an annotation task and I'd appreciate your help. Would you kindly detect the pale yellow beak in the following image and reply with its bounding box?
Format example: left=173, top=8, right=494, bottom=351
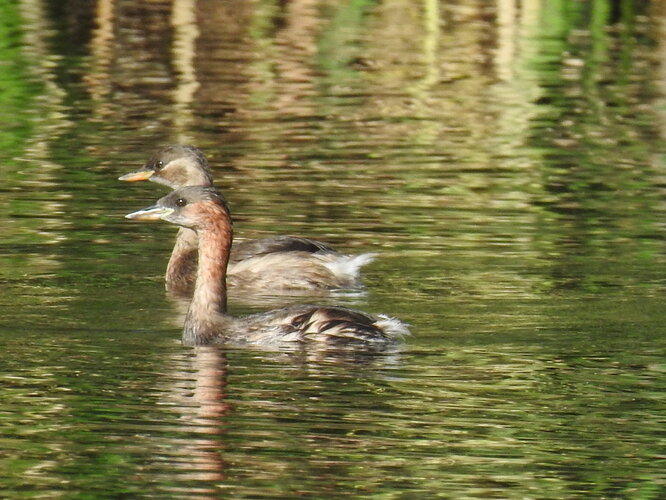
left=125, top=206, right=174, bottom=221
left=118, top=169, right=154, bottom=182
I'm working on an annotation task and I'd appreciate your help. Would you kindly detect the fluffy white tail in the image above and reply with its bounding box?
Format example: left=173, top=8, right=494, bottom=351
left=322, top=252, right=376, bottom=282
left=374, top=315, right=411, bottom=338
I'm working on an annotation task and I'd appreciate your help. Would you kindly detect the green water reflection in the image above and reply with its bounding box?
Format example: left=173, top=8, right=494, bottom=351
left=0, top=0, right=664, bottom=498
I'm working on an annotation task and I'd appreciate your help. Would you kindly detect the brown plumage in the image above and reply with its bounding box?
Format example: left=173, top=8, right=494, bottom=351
left=125, top=187, right=410, bottom=347
left=119, top=145, right=374, bottom=296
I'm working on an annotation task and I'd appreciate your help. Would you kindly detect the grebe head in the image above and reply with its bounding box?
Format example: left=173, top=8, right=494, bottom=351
left=125, top=186, right=231, bottom=230
left=119, top=145, right=214, bottom=189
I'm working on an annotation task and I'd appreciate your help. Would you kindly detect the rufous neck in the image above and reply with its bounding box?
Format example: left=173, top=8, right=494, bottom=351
left=184, top=213, right=233, bottom=345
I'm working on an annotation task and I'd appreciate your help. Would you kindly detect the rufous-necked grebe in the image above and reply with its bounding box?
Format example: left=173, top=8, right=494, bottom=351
left=125, top=186, right=409, bottom=347
left=120, top=145, right=374, bottom=296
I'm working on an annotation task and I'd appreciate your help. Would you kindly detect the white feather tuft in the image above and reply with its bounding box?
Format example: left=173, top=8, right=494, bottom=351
left=374, top=315, right=411, bottom=338
left=322, top=253, right=376, bottom=281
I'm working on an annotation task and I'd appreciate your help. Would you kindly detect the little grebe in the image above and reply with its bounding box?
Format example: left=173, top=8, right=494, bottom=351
left=119, top=145, right=374, bottom=295
left=125, top=186, right=409, bottom=347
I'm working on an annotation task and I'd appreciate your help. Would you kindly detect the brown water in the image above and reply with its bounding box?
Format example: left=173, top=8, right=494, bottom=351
left=1, top=1, right=665, bottom=498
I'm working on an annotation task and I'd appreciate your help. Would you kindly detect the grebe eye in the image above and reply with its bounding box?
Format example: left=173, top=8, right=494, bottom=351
left=175, top=198, right=187, bottom=207
left=157, top=160, right=164, bottom=168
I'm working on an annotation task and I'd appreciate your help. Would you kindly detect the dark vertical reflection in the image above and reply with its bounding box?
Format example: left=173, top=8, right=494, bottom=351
left=526, top=0, right=665, bottom=292
left=160, top=347, right=230, bottom=494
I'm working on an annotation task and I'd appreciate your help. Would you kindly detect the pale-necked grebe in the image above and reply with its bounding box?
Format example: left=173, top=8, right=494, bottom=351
left=120, top=145, right=374, bottom=295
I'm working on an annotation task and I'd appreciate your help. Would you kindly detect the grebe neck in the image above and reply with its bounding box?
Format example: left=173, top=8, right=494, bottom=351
left=166, top=227, right=198, bottom=286
left=183, top=214, right=233, bottom=345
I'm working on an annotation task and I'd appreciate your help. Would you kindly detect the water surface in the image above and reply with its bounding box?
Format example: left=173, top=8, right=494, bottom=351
left=1, top=1, right=665, bottom=498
